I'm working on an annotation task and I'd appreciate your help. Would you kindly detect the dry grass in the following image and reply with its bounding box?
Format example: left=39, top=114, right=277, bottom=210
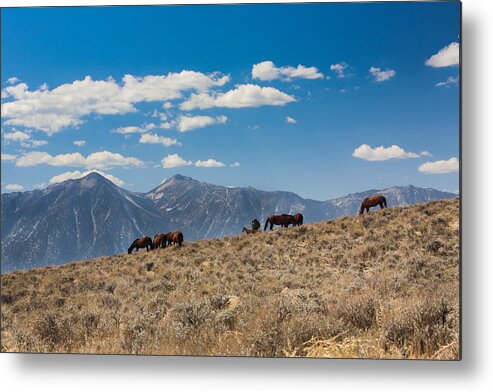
left=0, top=198, right=460, bottom=359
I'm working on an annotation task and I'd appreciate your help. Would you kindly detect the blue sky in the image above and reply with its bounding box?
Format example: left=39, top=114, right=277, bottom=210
left=1, top=2, right=460, bottom=200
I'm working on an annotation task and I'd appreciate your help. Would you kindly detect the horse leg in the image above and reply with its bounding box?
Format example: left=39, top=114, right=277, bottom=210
left=366, top=207, right=370, bottom=213
left=379, top=203, right=384, bottom=209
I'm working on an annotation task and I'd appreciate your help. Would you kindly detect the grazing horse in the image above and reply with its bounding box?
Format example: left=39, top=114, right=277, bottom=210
left=153, top=233, right=168, bottom=249
left=359, top=195, right=387, bottom=215
left=242, top=226, right=258, bottom=235
left=128, top=236, right=153, bottom=254
left=264, top=214, right=296, bottom=231
left=293, top=213, right=304, bottom=226
left=166, top=231, right=184, bottom=247
left=252, top=219, right=261, bottom=231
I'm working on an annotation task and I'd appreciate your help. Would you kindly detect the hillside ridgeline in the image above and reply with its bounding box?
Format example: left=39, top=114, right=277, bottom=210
left=1, top=198, right=460, bottom=359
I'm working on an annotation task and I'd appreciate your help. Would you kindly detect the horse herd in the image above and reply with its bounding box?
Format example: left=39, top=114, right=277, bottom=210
left=127, top=194, right=388, bottom=254
left=127, top=231, right=183, bottom=254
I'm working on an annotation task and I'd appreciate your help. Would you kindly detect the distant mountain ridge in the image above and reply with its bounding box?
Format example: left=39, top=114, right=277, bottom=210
left=1, top=173, right=456, bottom=271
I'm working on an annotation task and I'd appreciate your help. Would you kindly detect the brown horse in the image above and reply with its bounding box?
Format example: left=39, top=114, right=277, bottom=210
left=153, top=233, right=168, bottom=249
left=128, top=236, right=153, bottom=254
left=359, top=195, right=387, bottom=215
left=242, top=226, right=258, bottom=235
left=252, top=219, right=261, bottom=231
left=293, top=213, right=304, bottom=226
left=264, top=214, right=296, bottom=231
left=166, top=231, right=184, bottom=247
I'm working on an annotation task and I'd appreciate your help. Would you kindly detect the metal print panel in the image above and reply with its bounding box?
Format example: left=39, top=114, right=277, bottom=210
left=0, top=1, right=461, bottom=359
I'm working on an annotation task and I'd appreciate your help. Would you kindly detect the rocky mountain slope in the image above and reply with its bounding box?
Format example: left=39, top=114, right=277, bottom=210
left=1, top=173, right=168, bottom=271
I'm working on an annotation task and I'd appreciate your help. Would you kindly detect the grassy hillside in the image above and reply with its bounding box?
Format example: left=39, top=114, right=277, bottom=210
left=0, top=198, right=460, bottom=359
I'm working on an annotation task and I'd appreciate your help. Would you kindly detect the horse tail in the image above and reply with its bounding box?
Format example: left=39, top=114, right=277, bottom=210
left=383, top=197, right=387, bottom=208
left=264, top=217, right=270, bottom=231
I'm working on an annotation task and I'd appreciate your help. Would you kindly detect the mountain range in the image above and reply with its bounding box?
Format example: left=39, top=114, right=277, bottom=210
left=1, top=172, right=456, bottom=271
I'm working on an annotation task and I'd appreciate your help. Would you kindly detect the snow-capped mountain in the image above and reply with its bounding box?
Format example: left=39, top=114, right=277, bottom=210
left=1, top=173, right=456, bottom=271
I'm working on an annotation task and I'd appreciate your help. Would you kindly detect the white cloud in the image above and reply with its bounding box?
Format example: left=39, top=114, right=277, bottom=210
left=112, top=123, right=156, bottom=134
left=418, top=157, right=459, bottom=174
left=49, top=169, right=125, bottom=186
left=1, top=153, right=17, bottom=161
left=181, top=84, right=295, bottom=110
left=16, top=150, right=144, bottom=169
left=435, top=76, right=459, bottom=87
left=330, top=62, right=349, bottom=78
left=195, top=159, right=225, bottom=168
left=286, top=116, right=297, bottom=124
left=252, top=61, right=324, bottom=81
left=369, top=67, right=396, bottom=82
left=139, top=133, right=181, bottom=147
left=161, top=153, right=193, bottom=168
left=3, top=129, right=48, bottom=148
left=352, top=144, right=426, bottom=161
left=425, top=42, right=459, bottom=68
left=161, top=154, right=229, bottom=169
left=177, top=115, right=227, bottom=132
left=162, top=102, right=173, bottom=109
left=159, top=122, right=173, bottom=130
left=1, top=71, right=229, bottom=135
left=74, top=140, right=86, bottom=147
left=7, top=77, right=20, bottom=85
left=5, top=183, right=24, bottom=191
left=3, top=130, right=30, bottom=142
left=21, top=139, right=48, bottom=148
left=230, top=162, right=241, bottom=168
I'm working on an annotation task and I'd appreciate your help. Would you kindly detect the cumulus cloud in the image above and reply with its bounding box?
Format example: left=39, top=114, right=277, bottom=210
left=15, top=150, right=144, bottom=169
left=49, top=169, right=125, bottom=186
left=1, top=71, right=229, bottom=135
left=286, top=116, right=297, bottom=124
left=74, top=140, right=86, bottom=147
left=3, top=130, right=30, bottom=142
left=2, top=129, right=48, bottom=148
left=177, top=115, right=227, bottom=132
left=5, top=183, right=24, bottom=191
left=21, top=139, right=48, bottom=148
left=161, top=154, right=229, bottom=168
left=435, top=76, right=459, bottom=87
left=159, top=122, right=173, bottom=130
left=195, top=159, right=225, bottom=168
left=139, top=133, right=180, bottom=147
left=352, top=144, right=426, bottom=161
left=230, top=162, right=241, bottom=168
left=1, top=153, right=17, bottom=161
left=181, top=84, right=295, bottom=110
left=7, top=77, right=20, bottom=85
left=252, top=61, right=324, bottom=81
left=161, top=153, right=193, bottom=168
left=418, top=157, right=459, bottom=174
left=369, top=67, right=396, bottom=82
left=425, top=42, right=459, bottom=68
left=330, top=62, right=349, bottom=78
